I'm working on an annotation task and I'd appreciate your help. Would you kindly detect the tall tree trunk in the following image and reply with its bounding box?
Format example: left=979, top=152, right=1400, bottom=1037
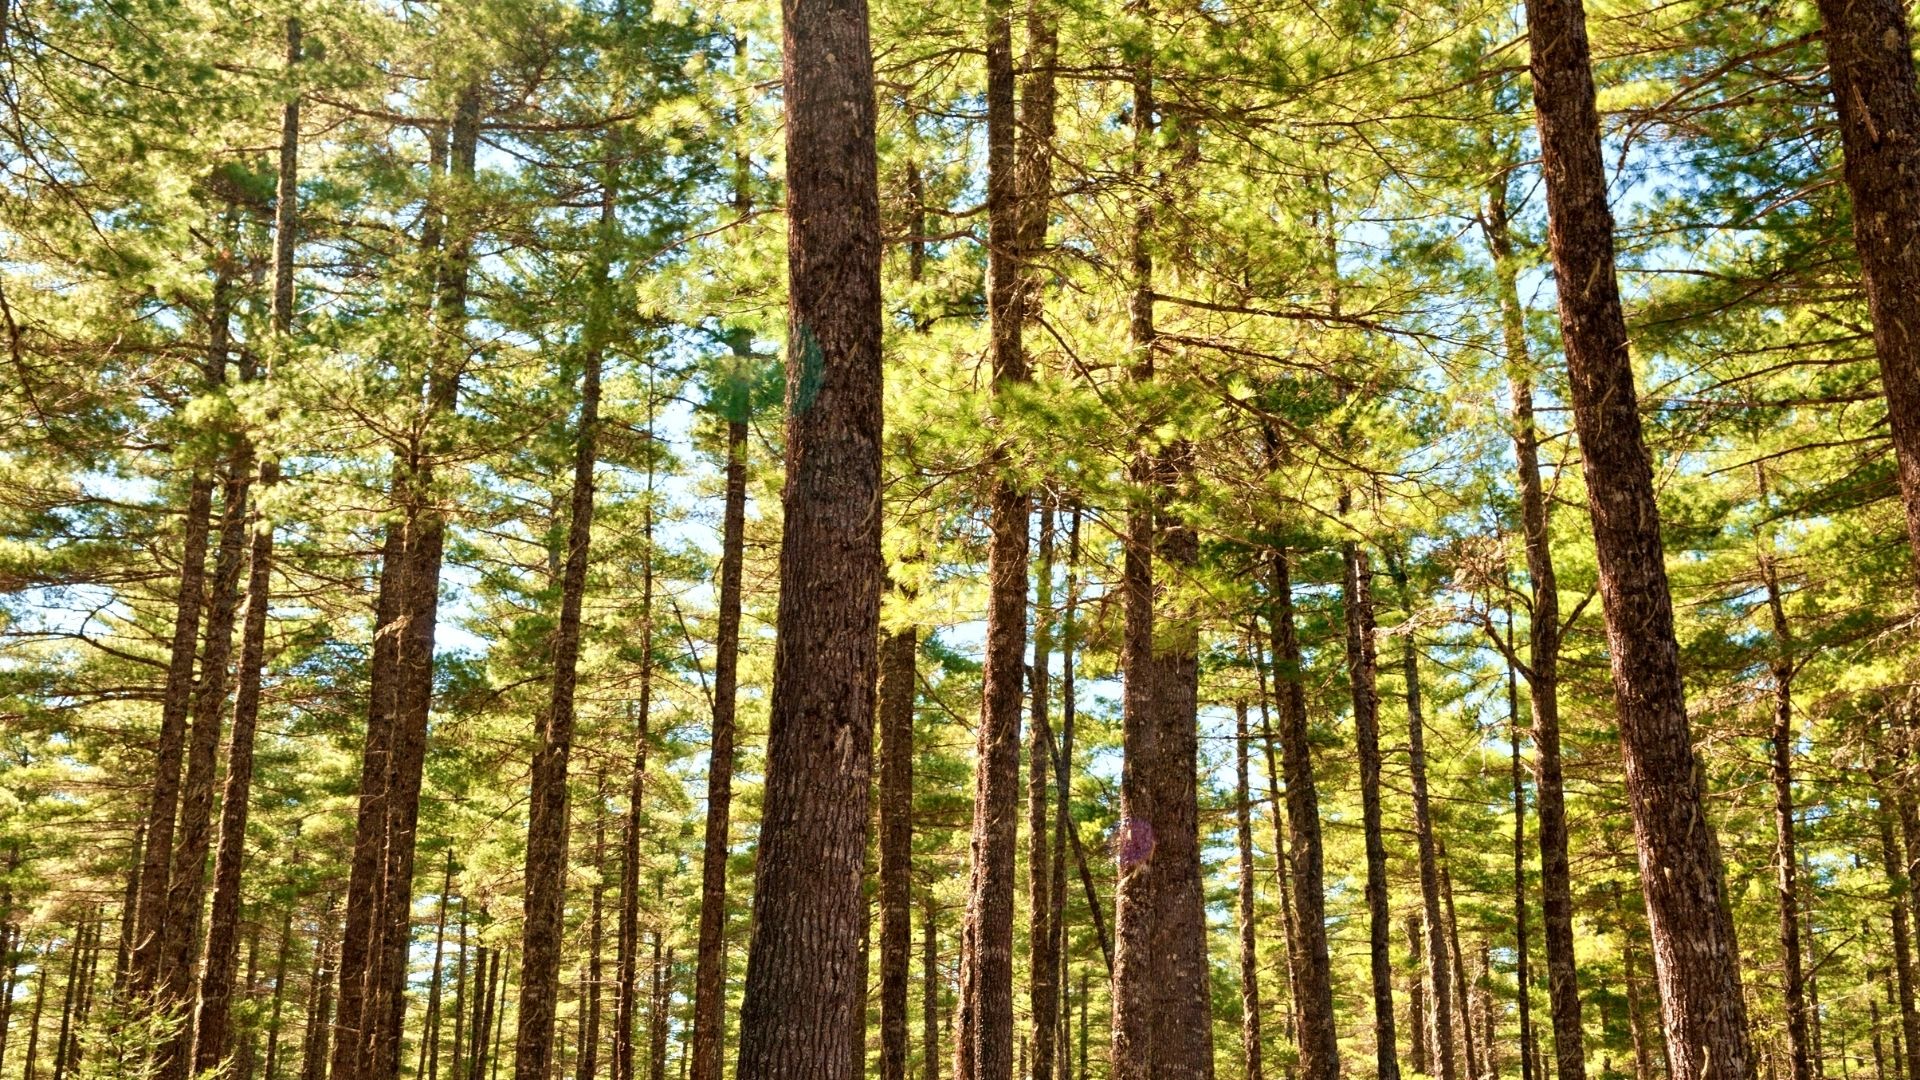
left=52, top=920, right=85, bottom=1080
left=1878, top=730, right=1920, bottom=1080
left=1343, top=539, right=1397, bottom=1080
left=1761, top=538, right=1811, bottom=1080
left=650, top=938, right=672, bottom=1080
left=1482, top=170, right=1585, bottom=1080
left=1110, top=36, right=1213, bottom=1080
left=1809, top=0, right=1920, bottom=588
left=1250, top=627, right=1300, bottom=1053
left=1406, top=918, right=1429, bottom=1079
left=1506, top=642, right=1536, bottom=1080
left=301, top=898, right=337, bottom=1080
left=1050, top=510, right=1078, bottom=1080
left=615, top=490, right=656, bottom=1080
left=1028, top=505, right=1058, bottom=1080
left=130, top=475, right=217, bottom=1000
left=924, top=893, right=941, bottom=1080
left=1441, top=857, right=1480, bottom=1080
left=1625, top=926, right=1653, bottom=1080
left=1399, top=588, right=1455, bottom=1080
left=957, top=4, right=1030, bottom=1077
left=260, top=906, right=295, bottom=1080
left=580, top=793, right=607, bottom=1080
left=514, top=149, right=613, bottom=1080
left=418, top=855, right=452, bottom=1080
left=691, top=356, right=749, bottom=1080
left=1235, top=701, right=1265, bottom=1080
left=1269, top=547, right=1339, bottom=1080
left=879, top=601, right=917, bottom=1080
left=1522, top=0, right=1754, bottom=1068
left=731, top=0, right=883, bottom=1074
left=23, top=943, right=46, bottom=1080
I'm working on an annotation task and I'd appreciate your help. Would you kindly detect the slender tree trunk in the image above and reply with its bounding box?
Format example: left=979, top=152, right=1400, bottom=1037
left=691, top=372, right=748, bottom=1080
left=1877, top=737, right=1920, bottom=1080
left=1441, top=858, right=1480, bottom=1080
left=1625, top=927, right=1653, bottom=1080
left=1050, top=510, right=1078, bottom=1080
left=417, top=855, right=451, bottom=1080
left=1809, top=0, right=1920, bottom=589
left=52, top=921, right=84, bottom=1080
left=879, top=603, right=917, bottom=1080
left=301, top=899, right=337, bottom=1080
left=1506, top=642, right=1536, bottom=1080
left=1028, top=506, right=1058, bottom=1080
left=1269, top=547, right=1339, bottom=1080
left=514, top=151, right=613, bottom=1080
left=258, top=906, right=294, bottom=1080
left=1250, top=629, right=1300, bottom=1053
left=731, top=0, right=883, bottom=1073
left=1400, top=594, right=1455, bottom=1080
left=650, top=938, right=672, bottom=1080
left=1343, top=540, right=1397, bottom=1080
left=957, top=5, right=1030, bottom=1077
left=1761, top=541, right=1811, bottom=1080
left=1235, top=702, right=1265, bottom=1080
left=1482, top=171, right=1585, bottom=1080
left=580, top=794, right=607, bottom=1080
left=924, top=894, right=941, bottom=1080
left=0, top=921, right=17, bottom=1080
left=1406, top=918, right=1428, bottom=1079
left=1522, top=0, right=1754, bottom=1068
left=615, top=494, right=656, bottom=1080
left=24, top=946, right=46, bottom=1080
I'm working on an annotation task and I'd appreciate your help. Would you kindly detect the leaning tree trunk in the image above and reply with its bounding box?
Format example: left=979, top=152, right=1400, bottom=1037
left=730, top=0, right=884, bottom=1073
left=956, top=3, right=1030, bottom=1076
left=1269, top=546, right=1339, bottom=1080
left=194, top=21, right=301, bottom=1068
left=514, top=144, right=616, bottom=1080
left=1482, top=171, right=1585, bottom=1080
left=1505, top=644, right=1536, bottom=1080
left=1809, top=0, right=1920, bottom=591
left=1027, top=505, right=1058, bottom=1080
left=1521, top=0, right=1754, bottom=1071
left=1342, top=539, right=1397, bottom=1080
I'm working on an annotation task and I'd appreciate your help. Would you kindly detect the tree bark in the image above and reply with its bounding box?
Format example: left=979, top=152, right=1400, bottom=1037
left=615, top=492, right=656, bottom=1080
left=924, top=892, right=942, bottom=1080
left=1235, top=701, right=1265, bottom=1080
left=1399, top=588, right=1455, bottom=1080
left=580, top=792, right=608, bottom=1080
left=1878, top=735, right=1920, bottom=1080
left=514, top=148, right=614, bottom=1080
left=1343, top=539, right=1397, bottom=1080
left=1406, top=917, right=1429, bottom=1079
left=879, top=606, right=917, bottom=1080
left=731, top=0, right=884, bottom=1073
left=300, top=898, right=337, bottom=1080
left=1482, top=171, right=1585, bottom=1080
left=691, top=396, right=749, bottom=1080
left=1028, top=505, right=1058, bottom=1080
left=650, top=937, right=673, bottom=1080
left=1269, top=548, right=1338, bottom=1080
left=1522, top=0, right=1754, bottom=1069
left=1050, top=509, right=1077, bottom=1080
left=1441, top=856, right=1480, bottom=1080
left=1505, top=641, right=1536, bottom=1080
left=1809, top=0, right=1920, bottom=589
left=1761, top=540, right=1811, bottom=1080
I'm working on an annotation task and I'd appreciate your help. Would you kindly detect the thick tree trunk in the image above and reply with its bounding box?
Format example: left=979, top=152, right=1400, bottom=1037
left=1810, top=0, right=1920, bottom=588
left=1343, top=540, right=1398, bottom=1080
left=1522, top=0, right=1753, bottom=1069
left=1110, top=39, right=1213, bottom=1080
left=1235, top=701, right=1265, bottom=1080
left=691, top=399, right=748, bottom=1080
left=1028, top=506, right=1058, bottom=1080
left=514, top=156, right=613, bottom=1080
left=731, top=0, right=883, bottom=1073
left=1483, top=173, right=1585, bottom=1080
left=1400, top=597, right=1456, bottom=1080
left=1269, top=548, right=1339, bottom=1080
left=879, top=608, right=917, bottom=1080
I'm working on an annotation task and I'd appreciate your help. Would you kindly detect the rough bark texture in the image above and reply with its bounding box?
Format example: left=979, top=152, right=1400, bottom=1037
left=514, top=155, right=612, bottom=1080
left=878, top=615, right=917, bottom=1080
left=731, top=0, right=883, bottom=1073
left=956, top=6, right=1029, bottom=1078
left=1402, top=606, right=1456, bottom=1080
left=1506, top=648, right=1536, bottom=1080
left=194, top=23, right=300, bottom=1068
left=1109, top=37, right=1213, bottom=1080
left=1811, top=0, right=1920, bottom=588
left=1762, top=548, right=1811, bottom=1080
left=1484, top=175, right=1585, bottom=1080
left=1234, top=702, right=1265, bottom=1080
left=924, top=892, right=941, bottom=1080
left=615, top=500, right=655, bottom=1080
left=1522, top=0, right=1754, bottom=1071
left=1343, top=541, right=1397, bottom=1080
left=1880, top=776, right=1920, bottom=1080
left=1270, top=549, right=1339, bottom=1080
left=1050, top=511, right=1077, bottom=1080
left=691, top=406, right=747, bottom=1080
